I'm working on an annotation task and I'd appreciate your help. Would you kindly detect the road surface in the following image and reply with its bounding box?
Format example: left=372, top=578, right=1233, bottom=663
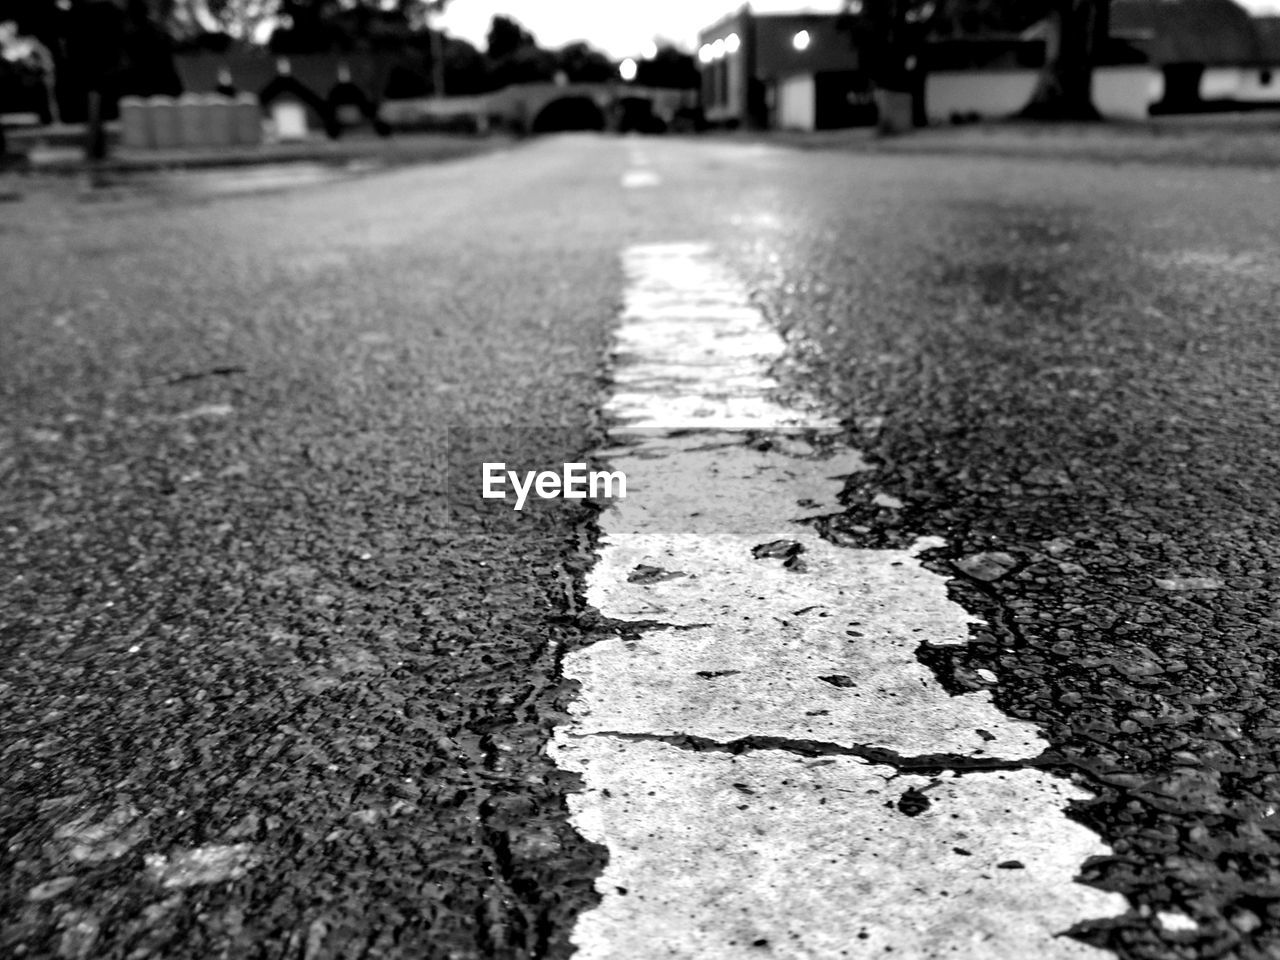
left=2, top=134, right=1279, bottom=960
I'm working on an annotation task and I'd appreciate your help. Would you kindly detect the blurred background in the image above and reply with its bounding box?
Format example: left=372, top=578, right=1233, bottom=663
left=2, top=0, right=1280, bottom=160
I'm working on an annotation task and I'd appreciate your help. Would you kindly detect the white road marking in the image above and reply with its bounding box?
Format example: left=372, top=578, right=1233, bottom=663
left=556, top=743, right=1114, bottom=959
left=144, top=843, right=262, bottom=889
left=576, top=533, right=1041, bottom=758
left=622, top=170, right=661, bottom=189
left=173, top=403, right=234, bottom=420
left=552, top=242, right=1126, bottom=957
left=27, top=877, right=78, bottom=902
left=1156, top=911, right=1198, bottom=933
left=53, top=806, right=147, bottom=863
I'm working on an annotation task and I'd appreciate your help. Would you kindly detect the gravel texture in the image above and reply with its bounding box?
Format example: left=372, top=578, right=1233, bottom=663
left=2, top=139, right=618, bottom=959
left=716, top=149, right=1280, bottom=959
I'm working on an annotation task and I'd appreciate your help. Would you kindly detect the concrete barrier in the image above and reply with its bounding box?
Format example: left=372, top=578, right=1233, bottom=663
left=119, top=96, right=150, bottom=148
left=178, top=92, right=207, bottom=147
left=234, top=94, right=263, bottom=145
left=926, top=67, right=1160, bottom=122
left=148, top=95, right=180, bottom=149
left=117, top=94, right=263, bottom=150
left=206, top=94, right=234, bottom=146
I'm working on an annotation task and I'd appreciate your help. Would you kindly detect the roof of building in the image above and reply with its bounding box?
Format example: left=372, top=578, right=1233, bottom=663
left=1254, top=15, right=1280, bottom=62
left=1110, top=0, right=1265, bottom=65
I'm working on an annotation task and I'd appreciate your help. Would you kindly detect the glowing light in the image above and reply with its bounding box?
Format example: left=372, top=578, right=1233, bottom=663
left=641, top=40, right=659, bottom=60
left=792, top=30, right=811, bottom=51
left=725, top=33, right=741, bottom=54
left=712, top=38, right=725, bottom=59
left=698, top=43, right=713, bottom=64
left=619, top=57, right=638, bottom=81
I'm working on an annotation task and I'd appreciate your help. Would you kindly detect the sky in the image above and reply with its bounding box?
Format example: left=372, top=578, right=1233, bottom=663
left=434, top=1, right=845, bottom=59
left=437, top=0, right=1280, bottom=60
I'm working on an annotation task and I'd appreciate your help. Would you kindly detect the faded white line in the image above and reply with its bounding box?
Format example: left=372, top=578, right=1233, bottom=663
left=144, top=843, right=262, bottom=889
left=551, top=242, right=1125, bottom=958
left=621, top=170, right=661, bottom=189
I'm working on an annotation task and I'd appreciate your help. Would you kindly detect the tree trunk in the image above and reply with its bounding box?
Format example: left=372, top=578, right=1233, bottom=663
left=85, top=89, right=107, bottom=160
left=1020, top=0, right=1110, bottom=120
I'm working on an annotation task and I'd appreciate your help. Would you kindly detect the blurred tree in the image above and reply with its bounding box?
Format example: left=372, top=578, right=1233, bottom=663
left=485, top=14, right=535, bottom=61
left=441, top=34, right=489, bottom=93
left=0, top=20, right=57, bottom=123
left=498, top=43, right=556, bottom=84
left=193, top=0, right=279, bottom=43
left=483, top=15, right=557, bottom=87
left=554, top=41, right=613, bottom=83
left=634, top=44, right=698, bottom=89
left=262, top=0, right=453, bottom=95
left=1019, top=0, right=1111, bottom=119
left=120, top=0, right=182, bottom=95
left=267, top=0, right=343, bottom=52
left=0, top=0, right=186, bottom=122
left=64, top=0, right=126, bottom=155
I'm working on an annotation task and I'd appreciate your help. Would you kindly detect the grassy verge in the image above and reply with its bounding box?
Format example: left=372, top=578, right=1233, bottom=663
left=747, top=113, right=1280, bottom=168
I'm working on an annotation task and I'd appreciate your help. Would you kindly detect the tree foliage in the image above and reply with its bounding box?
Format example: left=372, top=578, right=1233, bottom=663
left=556, top=41, right=613, bottom=84
left=0, top=0, right=181, bottom=121
left=485, top=14, right=534, bottom=61
left=199, top=0, right=278, bottom=42
left=0, top=2, right=689, bottom=120
left=635, top=44, right=699, bottom=89
left=1019, top=0, right=1112, bottom=119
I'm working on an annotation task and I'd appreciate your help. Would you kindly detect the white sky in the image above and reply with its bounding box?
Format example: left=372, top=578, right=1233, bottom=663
left=436, top=0, right=1280, bottom=59
left=435, top=1, right=844, bottom=59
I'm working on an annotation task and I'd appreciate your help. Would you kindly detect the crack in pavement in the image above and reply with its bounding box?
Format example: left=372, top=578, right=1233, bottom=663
left=550, top=239, right=1127, bottom=959
left=570, top=729, right=1084, bottom=775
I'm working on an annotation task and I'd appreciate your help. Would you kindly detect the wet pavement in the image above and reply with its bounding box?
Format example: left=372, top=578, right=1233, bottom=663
left=2, top=134, right=1280, bottom=959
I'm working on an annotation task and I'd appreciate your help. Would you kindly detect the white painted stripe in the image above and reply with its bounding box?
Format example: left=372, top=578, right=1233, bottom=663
left=608, top=244, right=837, bottom=431
left=577, top=534, right=1042, bottom=758
left=144, top=844, right=262, bottom=889
left=622, top=170, right=661, bottom=189
left=552, top=243, right=1125, bottom=958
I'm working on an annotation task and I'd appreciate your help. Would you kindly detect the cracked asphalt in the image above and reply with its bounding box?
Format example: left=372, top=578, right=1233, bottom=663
left=3, top=133, right=1280, bottom=959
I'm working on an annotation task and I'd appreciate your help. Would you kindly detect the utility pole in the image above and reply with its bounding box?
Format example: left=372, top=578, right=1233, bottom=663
left=426, top=0, right=450, bottom=98
left=69, top=0, right=125, bottom=161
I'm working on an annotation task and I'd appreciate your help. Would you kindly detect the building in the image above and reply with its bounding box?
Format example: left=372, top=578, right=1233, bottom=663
left=697, top=0, right=1280, bottom=129
left=697, top=7, right=873, bottom=131
left=922, top=32, right=1154, bottom=122
left=1111, top=0, right=1280, bottom=111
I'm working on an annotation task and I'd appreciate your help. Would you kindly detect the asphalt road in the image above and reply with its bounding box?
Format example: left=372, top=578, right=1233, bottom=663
left=3, top=134, right=1279, bottom=960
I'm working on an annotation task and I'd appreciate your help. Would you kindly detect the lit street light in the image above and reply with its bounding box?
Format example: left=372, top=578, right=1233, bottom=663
left=619, top=58, right=638, bottom=82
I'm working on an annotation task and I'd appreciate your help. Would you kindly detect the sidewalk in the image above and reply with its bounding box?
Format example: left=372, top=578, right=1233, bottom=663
left=5, top=127, right=515, bottom=175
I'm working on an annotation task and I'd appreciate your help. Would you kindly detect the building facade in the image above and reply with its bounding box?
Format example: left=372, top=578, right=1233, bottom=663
left=697, top=8, right=872, bottom=130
